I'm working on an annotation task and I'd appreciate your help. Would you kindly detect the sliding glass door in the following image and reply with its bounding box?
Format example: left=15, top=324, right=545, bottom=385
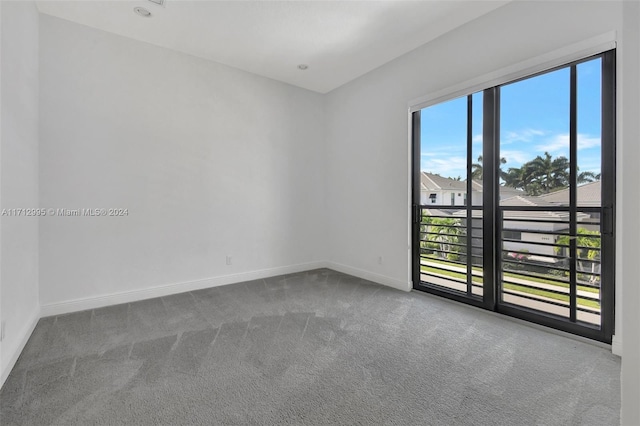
left=412, top=50, right=615, bottom=342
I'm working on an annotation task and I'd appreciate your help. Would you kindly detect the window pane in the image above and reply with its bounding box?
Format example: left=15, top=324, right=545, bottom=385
left=419, top=94, right=482, bottom=298
left=471, top=91, right=484, bottom=206
left=499, top=67, right=573, bottom=319
left=420, top=96, right=467, bottom=207
left=500, top=67, right=570, bottom=200
left=577, top=58, right=602, bottom=207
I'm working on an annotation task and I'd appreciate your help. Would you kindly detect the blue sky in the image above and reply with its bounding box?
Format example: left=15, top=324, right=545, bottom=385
left=420, top=57, right=602, bottom=180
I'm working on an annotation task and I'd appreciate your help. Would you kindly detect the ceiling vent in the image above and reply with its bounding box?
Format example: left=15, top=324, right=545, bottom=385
left=147, top=0, right=165, bottom=7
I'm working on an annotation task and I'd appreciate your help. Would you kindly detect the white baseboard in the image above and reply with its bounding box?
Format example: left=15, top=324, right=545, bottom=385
left=326, top=261, right=411, bottom=292
left=40, top=261, right=409, bottom=318
left=611, top=334, right=622, bottom=356
left=1, top=307, right=40, bottom=390
left=40, top=261, right=328, bottom=317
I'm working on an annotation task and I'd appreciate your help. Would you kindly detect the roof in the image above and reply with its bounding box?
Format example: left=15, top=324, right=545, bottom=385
left=471, top=180, right=484, bottom=191
left=421, top=172, right=468, bottom=192
left=500, top=195, right=556, bottom=208
left=539, top=181, right=601, bottom=206
left=499, top=185, right=525, bottom=199
left=472, top=181, right=522, bottom=196
left=420, top=172, right=600, bottom=207
left=498, top=195, right=574, bottom=221
left=432, top=195, right=589, bottom=223
left=421, top=173, right=522, bottom=197
left=419, top=172, right=599, bottom=207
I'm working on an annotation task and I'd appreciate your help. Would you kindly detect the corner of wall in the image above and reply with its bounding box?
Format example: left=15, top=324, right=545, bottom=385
left=0, top=306, right=39, bottom=389
left=0, top=0, right=41, bottom=391
left=612, top=334, right=622, bottom=357
left=326, top=261, right=411, bottom=292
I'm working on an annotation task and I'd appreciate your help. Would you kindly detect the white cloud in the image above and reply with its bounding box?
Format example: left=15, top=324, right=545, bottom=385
left=472, top=134, right=483, bottom=143
left=500, top=150, right=531, bottom=166
left=502, top=128, right=546, bottom=145
left=535, top=133, right=600, bottom=153
left=421, top=131, right=601, bottom=177
left=421, top=156, right=467, bottom=178
left=579, top=162, right=601, bottom=174
left=536, top=134, right=569, bottom=153
left=578, top=134, right=601, bottom=150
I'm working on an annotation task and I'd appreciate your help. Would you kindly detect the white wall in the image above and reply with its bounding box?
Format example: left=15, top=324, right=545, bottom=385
left=325, top=0, right=624, bottom=288
left=38, top=15, right=326, bottom=311
left=620, top=1, right=640, bottom=424
left=324, top=1, right=638, bottom=423
left=0, top=1, right=40, bottom=386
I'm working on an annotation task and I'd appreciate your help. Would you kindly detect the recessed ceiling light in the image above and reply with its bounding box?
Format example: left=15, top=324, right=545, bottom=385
left=298, top=64, right=309, bottom=71
left=134, top=7, right=152, bottom=17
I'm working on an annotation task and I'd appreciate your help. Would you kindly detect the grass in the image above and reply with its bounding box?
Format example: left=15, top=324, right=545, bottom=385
left=422, top=254, right=599, bottom=294
left=420, top=261, right=601, bottom=310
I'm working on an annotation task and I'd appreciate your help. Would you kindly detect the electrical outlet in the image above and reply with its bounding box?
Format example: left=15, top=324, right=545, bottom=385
left=378, top=256, right=383, bottom=265
left=226, top=256, right=232, bottom=266
left=0, top=321, right=5, bottom=342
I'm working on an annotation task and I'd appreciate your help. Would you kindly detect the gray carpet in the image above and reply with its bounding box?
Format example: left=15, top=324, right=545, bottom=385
left=0, top=269, right=620, bottom=425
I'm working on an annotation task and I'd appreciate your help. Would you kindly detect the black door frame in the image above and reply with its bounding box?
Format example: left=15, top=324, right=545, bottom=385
left=412, top=50, right=616, bottom=343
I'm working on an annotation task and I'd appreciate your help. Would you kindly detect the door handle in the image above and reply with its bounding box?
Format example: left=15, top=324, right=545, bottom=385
left=412, top=204, right=420, bottom=224
left=602, top=205, right=613, bottom=236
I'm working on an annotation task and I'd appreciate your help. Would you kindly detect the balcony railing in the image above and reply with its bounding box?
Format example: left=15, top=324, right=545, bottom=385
left=419, top=205, right=602, bottom=326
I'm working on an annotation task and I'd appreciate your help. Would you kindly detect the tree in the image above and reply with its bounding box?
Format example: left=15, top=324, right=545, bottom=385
left=471, top=156, right=483, bottom=180
left=578, top=171, right=600, bottom=184
left=421, top=216, right=465, bottom=260
left=503, top=166, right=526, bottom=190
left=475, top=152, right=599, bottom=195
left=523, top=152, right=570, bottom=195
left=502, top=152, right=570, bottom=195
left=471, top=155, right=507, bottom=181
left=555, top=228, right=601, bottom=284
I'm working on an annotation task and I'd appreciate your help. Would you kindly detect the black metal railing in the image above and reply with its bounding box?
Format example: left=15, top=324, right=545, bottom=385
left=418, top=205, right=602, bottom=324
left=499, top=206, right=602, bottom=324
left=418, top=207, right=484, bottom=297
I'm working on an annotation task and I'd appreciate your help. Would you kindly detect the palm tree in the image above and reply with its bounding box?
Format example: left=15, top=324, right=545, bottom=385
left=477, top=152, right=576, bottom=195
left=503, top=167, right=526, bottom=190
left=471, top=156, right=483, bottom=180
left=516, top=160, right=544, bottom=195
left=578, top=171, right=600, bottom=184
left=422, top=216, right=465, bottom=260
left=555, top=228, right=601, bottom=284
left=471, top=155, right=507, bottom=181
left=509, top=152, right=569, bottom=195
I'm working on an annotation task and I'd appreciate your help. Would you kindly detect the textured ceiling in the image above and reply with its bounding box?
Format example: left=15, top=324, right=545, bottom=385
left=36, top=1, right=509, bottom=93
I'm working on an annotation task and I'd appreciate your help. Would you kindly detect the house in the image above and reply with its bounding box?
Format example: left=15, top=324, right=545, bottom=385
left=420, top=172, right=481, bottom=205
left=499, top=194, right=591, bottom=261
left=539, top=180, right=602, bottom=207
left=426, top=184, right=600, bottom=262
left=420, top=172, right=520, bottom=206
left=1, top=1, right=639, bottom=424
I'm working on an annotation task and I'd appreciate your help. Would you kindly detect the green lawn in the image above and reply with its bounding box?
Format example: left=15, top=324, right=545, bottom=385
left=420, top=262, right=600, bottom=310
left=422, top=254, right=599, bottom=294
